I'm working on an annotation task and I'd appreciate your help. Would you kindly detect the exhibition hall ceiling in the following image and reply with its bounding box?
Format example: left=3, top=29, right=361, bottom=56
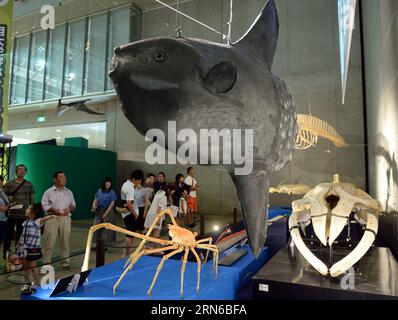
left=12, top=0, right=178, bottom=36
left=8, top=121, right=106, bottom=149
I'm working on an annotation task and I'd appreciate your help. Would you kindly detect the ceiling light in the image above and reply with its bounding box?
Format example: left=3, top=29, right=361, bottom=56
left=35, top=59, right=45, bottom=71
left=25, top=132, right=31, bottom=135
left=56, top=129, right=61, bottom=133
left=67, top=73, right=76, bottom=81
left=213, top=225, right=220, bottom=232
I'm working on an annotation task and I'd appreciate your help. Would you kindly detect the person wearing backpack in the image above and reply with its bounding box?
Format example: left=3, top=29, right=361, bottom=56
left=2, top=164, right=35, bottom=261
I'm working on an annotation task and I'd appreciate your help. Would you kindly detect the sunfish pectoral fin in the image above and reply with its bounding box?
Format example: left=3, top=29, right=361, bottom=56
left=202, top=61, right=237, bottom=94
left=233, top=0, right=278, bottom=68
left=230, top=171, right=269, bottom=258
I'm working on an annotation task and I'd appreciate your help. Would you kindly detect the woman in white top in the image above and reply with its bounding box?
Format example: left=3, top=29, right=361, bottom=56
left=144, top=187, right=168, bottom=238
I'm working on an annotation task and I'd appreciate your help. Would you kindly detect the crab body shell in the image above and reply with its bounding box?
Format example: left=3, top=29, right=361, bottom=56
left=168, top=225, right=198, bottom=247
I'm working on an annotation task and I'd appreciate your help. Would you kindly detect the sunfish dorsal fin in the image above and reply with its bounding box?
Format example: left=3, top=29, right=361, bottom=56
left=233, top=0, right=279, bottom=69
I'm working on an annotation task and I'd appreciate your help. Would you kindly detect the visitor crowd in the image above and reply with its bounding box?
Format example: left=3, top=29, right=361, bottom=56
left=0, top=164, right=200, bottom=294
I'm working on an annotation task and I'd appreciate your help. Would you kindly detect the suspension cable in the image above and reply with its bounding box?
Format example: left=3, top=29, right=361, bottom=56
left=155, top=0, right=228, bottom=40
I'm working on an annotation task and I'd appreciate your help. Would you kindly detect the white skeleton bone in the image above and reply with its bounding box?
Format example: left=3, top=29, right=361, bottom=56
left=289, top=174, right=381, bottom=277
left=270, top=184, right=312, bottom=195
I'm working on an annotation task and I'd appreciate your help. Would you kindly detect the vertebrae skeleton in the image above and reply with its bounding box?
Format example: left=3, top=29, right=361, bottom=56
left=295, top=114, right=348, bottom=150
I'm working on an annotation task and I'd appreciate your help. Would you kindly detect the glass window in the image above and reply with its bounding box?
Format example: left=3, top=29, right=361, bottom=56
left=131, top=9, right=142, bottom=42
left=27, top=30, right=47, bottom=102
left=45, top=24, right=66, bottom=100
left=10, top=34, right=30, bottom=105
left=84, top=13, right=107, bottom=94
left=63, top=19, right=86, bottom=97
left=106, top=8, right=131, bottom=91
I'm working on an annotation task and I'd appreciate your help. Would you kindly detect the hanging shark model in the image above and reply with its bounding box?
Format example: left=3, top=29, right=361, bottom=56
left=109, top=0, right=296, bottom=257
left=56, top=99, right=105, bottom=116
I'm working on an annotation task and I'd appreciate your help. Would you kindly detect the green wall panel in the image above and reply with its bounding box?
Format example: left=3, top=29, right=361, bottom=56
left=16, top=144, right=117, bottom=220
left=64, top=137, right=89, bottom=148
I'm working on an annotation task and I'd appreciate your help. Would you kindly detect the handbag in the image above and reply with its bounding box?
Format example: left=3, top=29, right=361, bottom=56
left=6, top=180, right=27, bottom=218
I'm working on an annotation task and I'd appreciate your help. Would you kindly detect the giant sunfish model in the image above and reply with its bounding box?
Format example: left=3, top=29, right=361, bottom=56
left=109, top=0, right=297, bottom=257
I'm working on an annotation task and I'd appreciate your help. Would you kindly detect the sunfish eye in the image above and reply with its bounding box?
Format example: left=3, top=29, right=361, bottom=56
left=154, top=51, right=167, bottom=62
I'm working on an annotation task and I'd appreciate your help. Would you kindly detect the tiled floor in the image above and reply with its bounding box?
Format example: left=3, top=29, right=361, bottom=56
left=0, top=213, right=234, bottom=300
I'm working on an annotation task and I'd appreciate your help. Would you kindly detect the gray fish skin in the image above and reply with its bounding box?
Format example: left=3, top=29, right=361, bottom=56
left=109, top=0, right=297, bottom=257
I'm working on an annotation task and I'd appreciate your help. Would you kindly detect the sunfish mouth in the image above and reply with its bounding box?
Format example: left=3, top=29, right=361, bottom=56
left=129, top=74, right=180, bottom=91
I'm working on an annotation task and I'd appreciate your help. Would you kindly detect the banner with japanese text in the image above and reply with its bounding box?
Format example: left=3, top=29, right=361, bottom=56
left=0, top=0, right=13, bottom=134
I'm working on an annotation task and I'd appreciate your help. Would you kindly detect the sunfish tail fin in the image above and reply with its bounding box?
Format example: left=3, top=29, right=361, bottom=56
left=233, top=0, right=279, bottom=69
left=230, top=171, right=269, bottom=257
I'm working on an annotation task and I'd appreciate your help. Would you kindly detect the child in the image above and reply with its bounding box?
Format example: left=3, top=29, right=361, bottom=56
left=177, top=186, right=190, bottom=227
left=17, top=203, right=54, bottom=295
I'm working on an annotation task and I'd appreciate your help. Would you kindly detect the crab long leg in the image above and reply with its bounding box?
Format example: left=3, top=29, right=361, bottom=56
left=190, top=248, right=201, bottom=294
left=113, top=250, right=145, bottom=295
left=81, top=223, right=170, bottom=272
left=180, top=248, right=189, bottom=298
left=196, top=237, right=213, bottom=263
left=329, top=211, right=378, bottom=277
left=125, top=208, right=178, bottom=268
left=197, top=244, right=219, bottom=278
left=147, top=247, right=184, bottom=297
left=113, top=245, right=179, bottom=295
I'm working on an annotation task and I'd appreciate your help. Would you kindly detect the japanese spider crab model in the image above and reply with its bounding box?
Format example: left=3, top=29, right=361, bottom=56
left=289, top=174, right=381, bottom=277
left=81, top=208, right=219, bottom=298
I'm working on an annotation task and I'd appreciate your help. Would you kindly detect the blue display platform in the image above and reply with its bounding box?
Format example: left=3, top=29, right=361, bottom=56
left=268, top=206, right=292, bottom=219
left=22, top=245, right=268, bottom=300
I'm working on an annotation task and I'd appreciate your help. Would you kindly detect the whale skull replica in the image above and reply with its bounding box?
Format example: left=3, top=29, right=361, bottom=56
left=289, top=174, right=381, bottom=277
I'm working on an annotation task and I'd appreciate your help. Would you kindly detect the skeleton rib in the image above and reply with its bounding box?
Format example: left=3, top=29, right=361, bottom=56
left=295, top=114, right=348, bottom=149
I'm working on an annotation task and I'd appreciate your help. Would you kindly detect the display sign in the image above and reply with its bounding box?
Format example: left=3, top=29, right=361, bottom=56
left=338, top=0, right=357, bottom=104
left=49, top=270, right=91, bottom=297
left=0, top=0, right=13, bottom=134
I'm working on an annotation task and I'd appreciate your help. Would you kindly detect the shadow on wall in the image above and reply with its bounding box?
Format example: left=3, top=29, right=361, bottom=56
left=379, top=211, right=398, bottom=260
left=374, top=133, right=398, bottom=259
